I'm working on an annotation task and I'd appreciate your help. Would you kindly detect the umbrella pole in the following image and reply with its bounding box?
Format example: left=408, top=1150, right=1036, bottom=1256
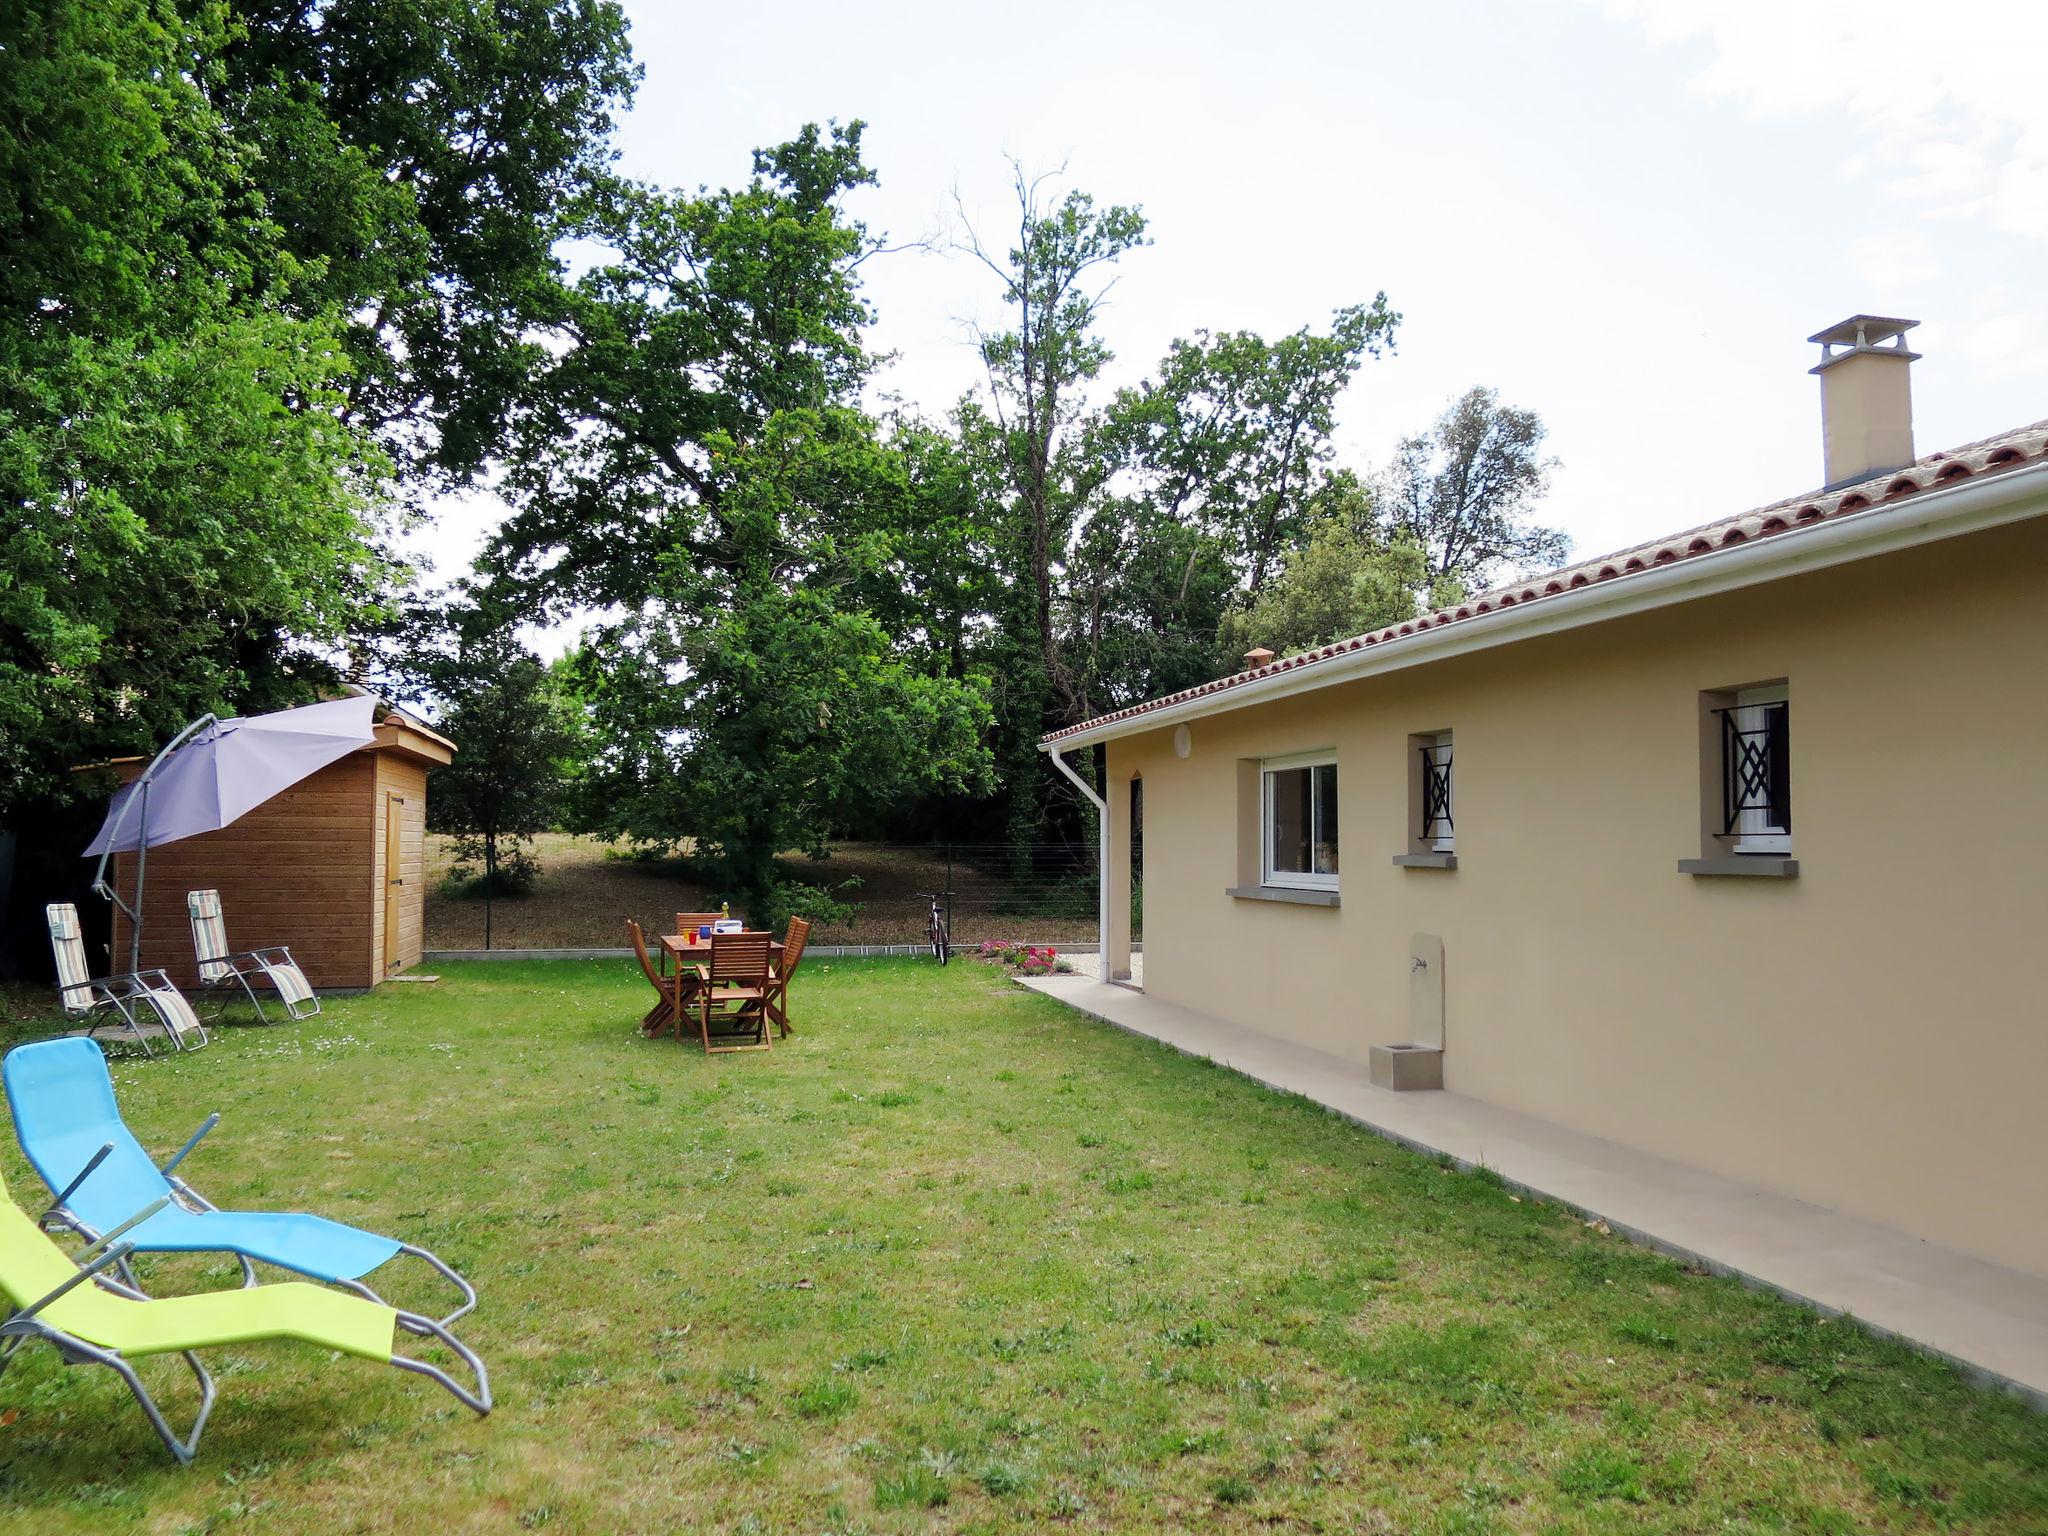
left=91, top=713, right=214, bottom=975
left=129, top=779, right=149, bottom=974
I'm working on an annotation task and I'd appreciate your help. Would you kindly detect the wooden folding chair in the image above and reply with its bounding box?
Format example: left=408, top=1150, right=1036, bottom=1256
left=693, top=931, right=773, bottom=1054
left=764, top=916, right=810, bottom=1039
left=625, top=921, right=676, bottom=1037
left=667, top=913, right=729, bottom=994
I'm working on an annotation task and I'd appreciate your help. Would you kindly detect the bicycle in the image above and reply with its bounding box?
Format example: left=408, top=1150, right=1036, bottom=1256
left=915, top=891, right=954, bottom=965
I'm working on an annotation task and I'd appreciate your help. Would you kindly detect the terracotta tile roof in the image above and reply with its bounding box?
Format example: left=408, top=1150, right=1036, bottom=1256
left=1043, top=418, right=2048, bottom=746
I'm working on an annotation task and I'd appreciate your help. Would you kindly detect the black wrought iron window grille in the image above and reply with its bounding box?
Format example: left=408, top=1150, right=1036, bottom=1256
left=1715, top=700, right=1790, bottom=840
left=1419, top=742, right=1454, bottom=844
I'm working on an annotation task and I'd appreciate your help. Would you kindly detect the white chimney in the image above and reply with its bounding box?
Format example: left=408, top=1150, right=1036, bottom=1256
left=1809, top=315, right=1920, bottom=490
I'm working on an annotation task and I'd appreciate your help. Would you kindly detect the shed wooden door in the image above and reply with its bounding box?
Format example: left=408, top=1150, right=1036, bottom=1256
left=383, top=793, right=405, bottom=973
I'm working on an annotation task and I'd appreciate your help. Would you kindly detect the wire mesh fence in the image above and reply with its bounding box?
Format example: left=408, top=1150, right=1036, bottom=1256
left=855, top=842, right=1103, bottom=948
left=424, top=835, right=1124, bottom=952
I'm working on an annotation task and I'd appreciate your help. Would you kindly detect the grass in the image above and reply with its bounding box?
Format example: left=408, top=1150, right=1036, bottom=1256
left=0, top=959, right=2042, bottom=1533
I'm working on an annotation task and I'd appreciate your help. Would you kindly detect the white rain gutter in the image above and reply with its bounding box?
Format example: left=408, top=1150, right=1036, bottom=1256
left=1043, top=743, right=1111, bottom=978
left=1043, top=459, right=2048, bottom=752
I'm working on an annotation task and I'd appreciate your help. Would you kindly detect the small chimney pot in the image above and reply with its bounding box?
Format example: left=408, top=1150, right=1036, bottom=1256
left=1809, top=315, right=1920, bottom=490
left=1242, top=647, right=1276, bottom=671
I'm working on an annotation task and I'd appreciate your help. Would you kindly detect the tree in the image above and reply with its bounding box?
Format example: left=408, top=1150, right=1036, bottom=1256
left=1217, top=506, right=1426, bottom=665
left=422, top=618, right=585, bottom=947
left=218, top=0, right=641, bottom=483
left=951, top=170, right=1149, bottom=854
left=570, top=582, right=992, bottom=927
left=486, top=122, right=881, bottom=608
left=1048, top=306, right=1402, bottom=717
left=1058, top=499, right=1238, bottom=717
left=1097, top=302, right=1399, bottom=596
left=485, top=127, right=996, bottom=921
left=957, top=166, right=1149, bottom=727
left=1378, top=387, right=1567, bottom=589
left=0, top=1, right=395, bottom=814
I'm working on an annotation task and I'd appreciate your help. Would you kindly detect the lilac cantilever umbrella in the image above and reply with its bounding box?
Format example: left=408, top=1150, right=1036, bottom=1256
left=86, top=695, right=380, bottom=971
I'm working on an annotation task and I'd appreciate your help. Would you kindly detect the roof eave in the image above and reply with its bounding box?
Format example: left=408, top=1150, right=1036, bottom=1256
left=1042, top=457, right=2048, bottom=754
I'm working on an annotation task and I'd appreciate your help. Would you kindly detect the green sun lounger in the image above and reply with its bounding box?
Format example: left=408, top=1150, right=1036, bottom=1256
left=0, top=1168, right=489, bottom=1463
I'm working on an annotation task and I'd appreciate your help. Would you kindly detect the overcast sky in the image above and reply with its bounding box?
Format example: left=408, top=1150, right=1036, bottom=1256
left=412, top=0, right=2048, bottom=619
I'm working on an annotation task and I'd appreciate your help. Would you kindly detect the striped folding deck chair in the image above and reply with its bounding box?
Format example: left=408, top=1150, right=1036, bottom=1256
left=44, top=905, right=207, bottom=1058
left=186, top=889, right=318, bottom=1023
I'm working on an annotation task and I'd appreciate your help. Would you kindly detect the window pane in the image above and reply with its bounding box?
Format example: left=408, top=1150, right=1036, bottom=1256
left=1313, top=762, right=1339, bottom=874
left=1732, top=701, right=1787, bottom=836
left=1729, top=691, right=1789, bottom=848
left=1268, top=767, right=1311, bottom=874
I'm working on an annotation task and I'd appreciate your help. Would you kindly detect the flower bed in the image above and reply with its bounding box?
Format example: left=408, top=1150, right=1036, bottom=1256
left=975, top=940, right=1071, bottom=976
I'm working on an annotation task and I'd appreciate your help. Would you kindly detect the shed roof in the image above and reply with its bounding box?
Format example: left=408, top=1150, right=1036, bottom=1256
left=371, top=713, right=455, bottom=766
left=1043, top=417, right=2048, bottom=750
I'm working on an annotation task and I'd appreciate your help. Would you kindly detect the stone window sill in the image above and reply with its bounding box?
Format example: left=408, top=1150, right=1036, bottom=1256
left=1392, top=852, right=1457, bottom=870
left=1677, top=856, right=1799, bottom=878
left=1225, top=885, right=1340, bottom=908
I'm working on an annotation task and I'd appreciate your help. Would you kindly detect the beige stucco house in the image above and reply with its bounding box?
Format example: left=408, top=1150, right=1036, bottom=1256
left=1043, top=318, right=2048, bottom=1282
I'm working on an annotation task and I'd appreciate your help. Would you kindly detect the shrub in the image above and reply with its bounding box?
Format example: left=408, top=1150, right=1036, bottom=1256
left=443, top=841, right=540, bottom=898
left=759, top=876, right=862, bottom=934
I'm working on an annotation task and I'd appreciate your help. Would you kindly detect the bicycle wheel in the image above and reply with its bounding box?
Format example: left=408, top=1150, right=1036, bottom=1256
left=931, top=908, right=949, bottom=965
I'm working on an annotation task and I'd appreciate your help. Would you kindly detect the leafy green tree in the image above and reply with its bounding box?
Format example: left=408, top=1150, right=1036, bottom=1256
left=1, top=0, right=638, bottom=819
left=420, top=617, right=586, bottom=946
left=0, top=0, right=394, bottom=813
left=1217, top=509, right=1426, bottom=665
left=953, top=168, right=1148, bottom=845
left=858, top=413, right=1005, bottom=685
left=573, top=583, right=992, bottom=928
left=1379, top=386, right=1567, bottom=588
left=219, top=0, right=640, bottom=481
left=957, top=170, right=1149, bottom=700
left=485, top=127, right=995, bottom=921
left=486, top=123, right=880, bottom=603
left=1058, top=502, right=1236, bottom=716
left=1097, top=302, right=1400, bottom=596
left=1044, top=306, right=1403, bottom=717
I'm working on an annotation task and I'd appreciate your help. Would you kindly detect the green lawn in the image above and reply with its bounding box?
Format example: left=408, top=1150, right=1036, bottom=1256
left=0, top=960, right=2043, bottom=1534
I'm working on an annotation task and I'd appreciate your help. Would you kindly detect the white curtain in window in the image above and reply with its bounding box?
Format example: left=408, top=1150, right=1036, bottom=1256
left=1731, top=685, right=1788, bottom=853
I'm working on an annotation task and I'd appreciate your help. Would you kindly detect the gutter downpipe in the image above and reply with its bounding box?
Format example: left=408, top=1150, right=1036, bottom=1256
left=1043, top=744, right=1110, bottom=979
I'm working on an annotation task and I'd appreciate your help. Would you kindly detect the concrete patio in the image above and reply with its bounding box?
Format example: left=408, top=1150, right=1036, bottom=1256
left=1018, top=975, right=2048, bottom=1408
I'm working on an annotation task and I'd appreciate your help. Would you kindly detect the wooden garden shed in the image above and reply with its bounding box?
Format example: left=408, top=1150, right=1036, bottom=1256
left=103, top=710, right=455, bottom=991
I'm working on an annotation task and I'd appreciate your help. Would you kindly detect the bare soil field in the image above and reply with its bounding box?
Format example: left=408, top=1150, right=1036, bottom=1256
left=424, top=833, right=1102, bottom=950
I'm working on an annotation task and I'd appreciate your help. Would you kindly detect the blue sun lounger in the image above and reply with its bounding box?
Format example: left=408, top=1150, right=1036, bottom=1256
left=3, top=1039, right=474, bottom=1327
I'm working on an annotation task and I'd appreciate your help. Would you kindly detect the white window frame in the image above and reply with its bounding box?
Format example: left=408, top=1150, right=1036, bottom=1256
left=1261, top=749, right=1339, bottom=890
left=1730, top=684, right=1790, bottom=854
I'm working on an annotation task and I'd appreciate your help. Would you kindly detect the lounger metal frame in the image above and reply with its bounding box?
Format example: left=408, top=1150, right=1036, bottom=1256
left=187, top=891, right=319, bottom=1024
left=0, top=1233, right=490, bottom=1464
left=46, top=905, right=209, bottom=1058
left=0, top=1241, right=218, bottom=1463
left=41, top=1134, right=478, bottom=1329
